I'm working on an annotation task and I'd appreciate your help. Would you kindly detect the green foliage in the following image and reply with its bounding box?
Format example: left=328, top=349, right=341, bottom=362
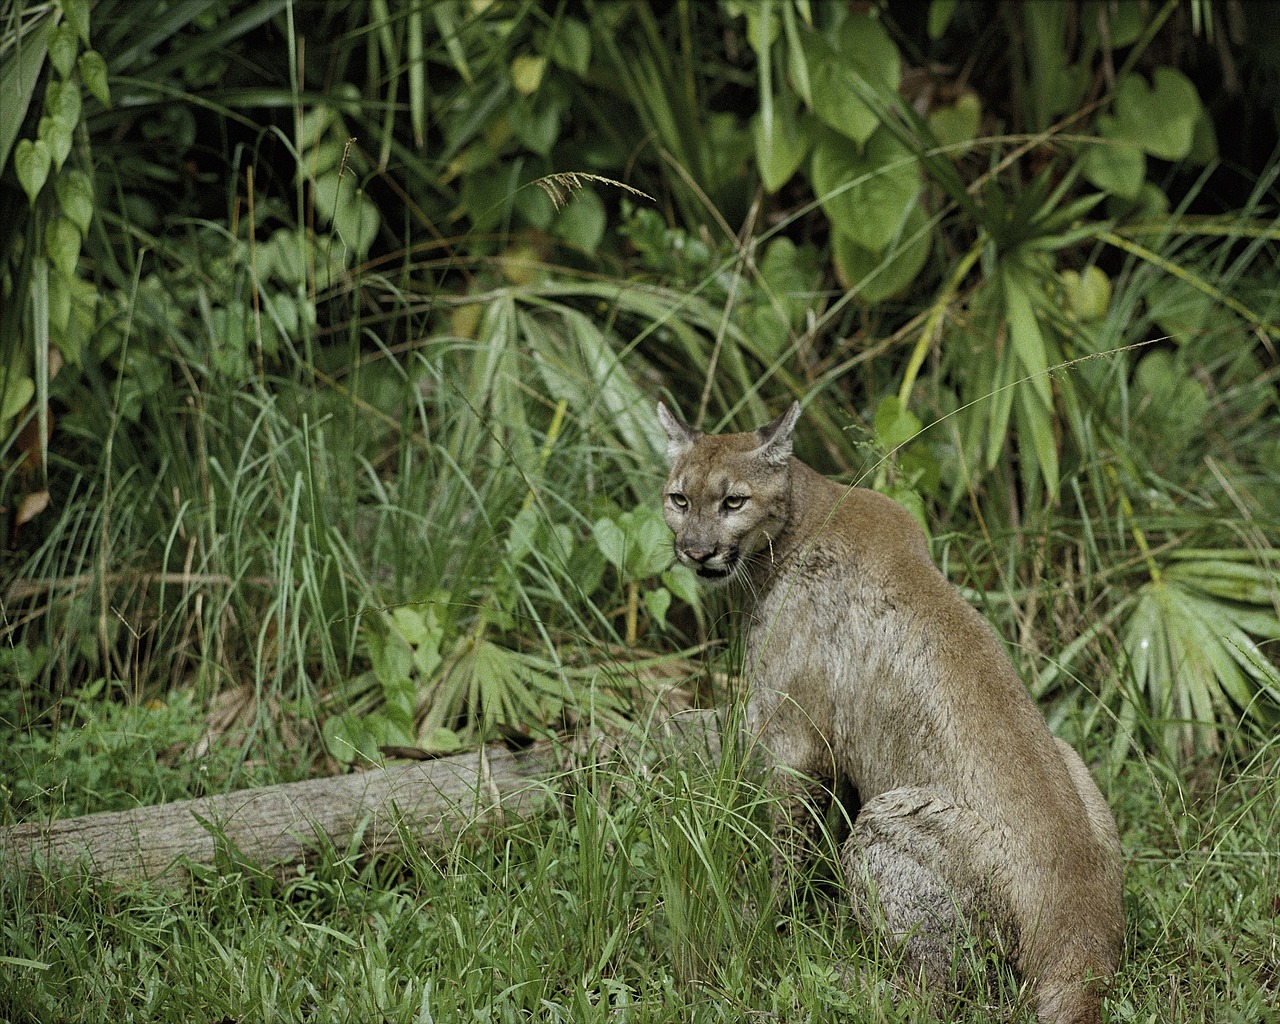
left=0, top=677, right=261, bottom=822
left=1112, top=555, right=1280, bottom=763
left=1, top=0, right=1278, bottom=785
left=0, top=4, right=1278, bottom=1018
left=1, top=0, right=111, bottom=465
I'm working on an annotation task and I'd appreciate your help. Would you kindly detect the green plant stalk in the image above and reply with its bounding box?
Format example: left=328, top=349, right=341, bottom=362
left=1106, top=464, right=1162, bottom=584
left=897, top=238, right=983, bottom=408
left=520, top=396, right=567, bottom=513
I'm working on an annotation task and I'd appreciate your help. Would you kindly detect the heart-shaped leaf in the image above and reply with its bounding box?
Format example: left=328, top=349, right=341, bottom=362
left=812, top=127, right=920, bottom=254
left=0, top=370, right=35, bottom=420
left=14, top=138, right=51, bottom=205
left=832, top=201, right=930, bottom=302
left=753, top=91, right=810, bottom=193
left=927, top=92, right=980, bottom=152
left=1081, top=131, right=1145, bottom=199
left=1105, top=69, right=1201, bottom=162
left=39, top=115, right=73, bottom=170
left=48, top=23, right=78, bottom=79
left=808, top=15, right=899, bottom=145
left=78, top=50, right=110, bottom=107
left=45, top=216, right=81, bottom=279
left=55, top=169, right=94, bottom=236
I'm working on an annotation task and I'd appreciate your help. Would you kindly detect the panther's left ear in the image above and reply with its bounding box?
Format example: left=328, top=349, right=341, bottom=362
left=657, top=402, right=700, bottom=462
left=753, top=401, right=801, bottom=466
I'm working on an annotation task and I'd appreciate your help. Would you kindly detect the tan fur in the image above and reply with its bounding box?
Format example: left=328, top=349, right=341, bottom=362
left=657, top=401, right=1124, bottom=1024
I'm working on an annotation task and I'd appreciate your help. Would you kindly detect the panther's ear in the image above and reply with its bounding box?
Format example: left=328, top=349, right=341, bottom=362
left=657, top=402, right=700, bottom=462
left=752, top=401, right=801, bottom=466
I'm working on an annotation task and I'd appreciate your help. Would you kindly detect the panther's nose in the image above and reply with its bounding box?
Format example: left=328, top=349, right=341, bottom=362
left=681, top=546, right=715, bottom=564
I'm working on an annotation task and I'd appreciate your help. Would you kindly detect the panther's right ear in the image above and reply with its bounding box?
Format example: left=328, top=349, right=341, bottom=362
left=657, top=402, right=700, bottom=462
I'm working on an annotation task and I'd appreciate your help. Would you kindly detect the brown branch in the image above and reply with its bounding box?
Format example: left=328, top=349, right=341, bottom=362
left=0, top=710, right=722, bottom=884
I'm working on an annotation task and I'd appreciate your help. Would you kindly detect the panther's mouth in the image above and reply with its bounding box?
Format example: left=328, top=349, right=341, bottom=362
left=696, top=564, right=732, bottom=580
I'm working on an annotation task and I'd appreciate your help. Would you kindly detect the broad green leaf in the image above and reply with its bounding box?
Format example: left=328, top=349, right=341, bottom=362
left=311, top=168, right=345, bottom=219
left=367, top=711, right=416, bottom=750
left=507, top=504, right=542, bottom=565
left=629, top=510, right=675, bottom=577
left=48, top=23, right=78, bottom=79
left=511, top=55, right=546, bottom=96
left=662, top=565, right=700, bottom=609
left=61, top=0, right=91, bottom=44
left=873, top=395, right=922, bottom=452
left=548, top=17, right=591, bottom=76
left=332, top=187, right=379, bottom=256
left=296, top=106, right=338, bottom=155
left=1134, top=350, right=1210, bottom=445
left=1118, top=182, right=1170, bottom=220
left=811, top=127, right=920, bottom=254
left=831, top=201, right=931, bottom=302
left=740, top=236, right=820, bottom=357
left=513, top=95, right=563, bottom=157
left=1060, top=265, right=1111, bottom=321
left=39, top=115, right=72, bottom=170
left=1106, top=69, right=1201, bottom=161
left=927, top=92, right=980, bottom=152
left=1145, top=276, right=1217, bottom=346
left=419, top=726, right=462, bottom=753
left=552, top=188, right=605, bottom=252
left=45, top=216, right=81, bottom=279
left=78, top=50, right=110, bottom=107
left=1187, top=107, right=1217, bottom=164
left=1085, top=0, right=1145, bottom=48
left=380, top=664, right=417, bottom=723
left=593, top=516, right=627, bottom=572
left=323, top=712, right=379, bottom=764
left=49, top=269, right=97, bottom=365
left=1081, top=135, right=1145, bottom=200
left=47, top=267, right=71, bottom=340
left=390, top=606, right=437, bottom=648
left=807, top=15, right=899, bottom=145
left=644, top=587, right=672, bottom=630
left=753, top=91, right=810, bottom=193
left=1001, top=269, right=1053, bottom=408
left=757, top=236, right=817, bottom=325
left=14, top=138, right=51, bottom=205
left=594, top=507, right=673, bottom=580
left=370, top=629, right=414, bottom=689
left=55, top=168, right=94, bottom=235
left=49, top=77, right=82, bottom=129
left=0, top=371, right=35, bottom=420
left=261, top=228, right=308, bottom=286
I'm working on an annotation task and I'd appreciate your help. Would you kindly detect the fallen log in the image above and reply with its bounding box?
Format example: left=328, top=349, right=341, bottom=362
left=0, top=708, right=723, bottom=883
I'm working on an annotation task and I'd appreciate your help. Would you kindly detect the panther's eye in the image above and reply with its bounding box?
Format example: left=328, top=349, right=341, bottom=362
left=668, top=492, right=689, bottom=510
left=722, top=495, right=748, bottom=511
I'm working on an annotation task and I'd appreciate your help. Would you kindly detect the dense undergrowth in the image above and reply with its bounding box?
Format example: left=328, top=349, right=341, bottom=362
left=1, top=1, right=1279, bottom=1019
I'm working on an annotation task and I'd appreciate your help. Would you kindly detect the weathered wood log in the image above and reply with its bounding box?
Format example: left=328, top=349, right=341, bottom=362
left=0, top=709, right=722, bottom=883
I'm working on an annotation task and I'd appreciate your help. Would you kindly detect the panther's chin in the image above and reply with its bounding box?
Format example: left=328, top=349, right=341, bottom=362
left=693, top=561, right=737, bottom=587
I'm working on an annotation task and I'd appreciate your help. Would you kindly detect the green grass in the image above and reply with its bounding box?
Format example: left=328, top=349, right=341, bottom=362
left=2, top=728, right=1277, bottom=1023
